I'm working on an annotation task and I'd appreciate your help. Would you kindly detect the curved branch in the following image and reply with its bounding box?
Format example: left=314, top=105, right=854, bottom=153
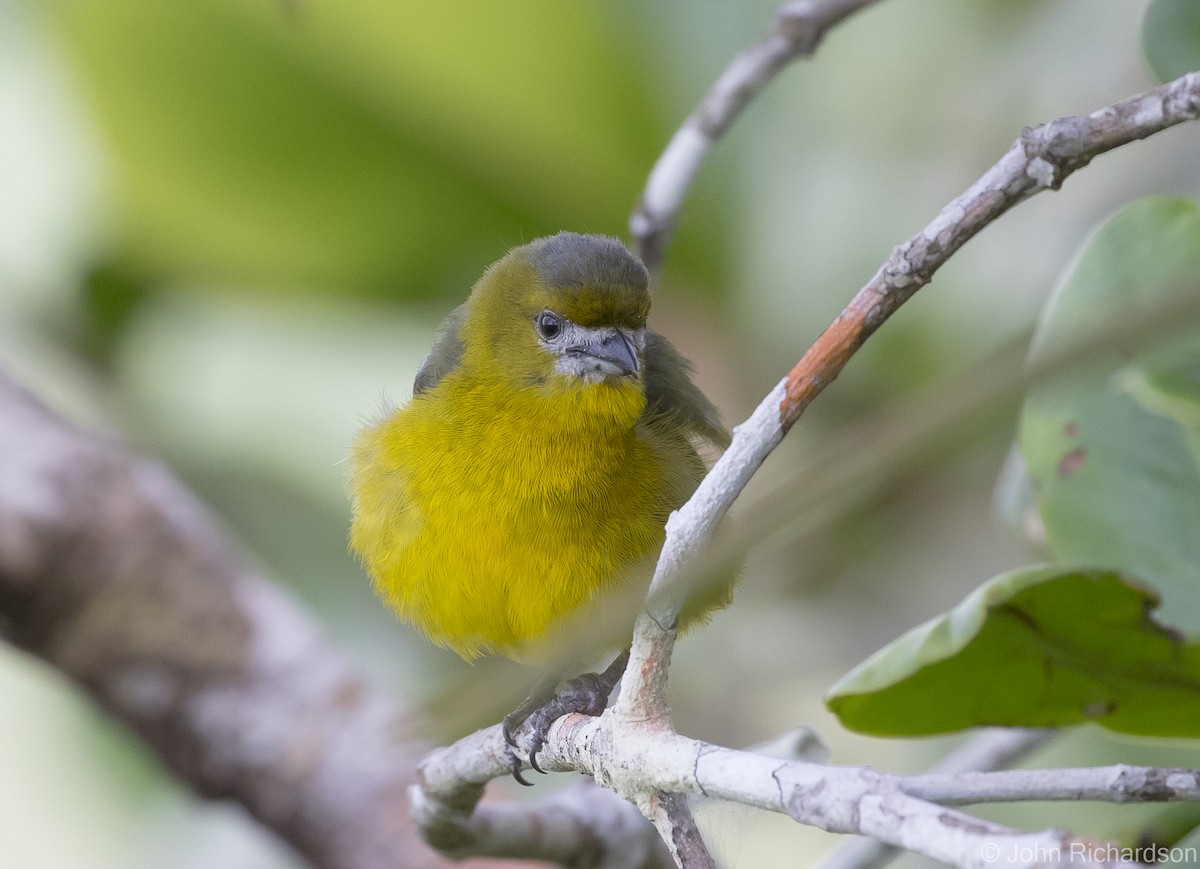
left=619, top=68, right=1200, bottom=721
left=630, top=0, right=880, bottom=269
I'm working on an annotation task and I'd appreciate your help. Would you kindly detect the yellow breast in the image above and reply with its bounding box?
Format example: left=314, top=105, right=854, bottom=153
left=349, top=370, right=671, bottom=660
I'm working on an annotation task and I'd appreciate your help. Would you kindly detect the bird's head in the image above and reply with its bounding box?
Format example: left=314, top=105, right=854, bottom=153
left=460, top=233, right=651, bottom=397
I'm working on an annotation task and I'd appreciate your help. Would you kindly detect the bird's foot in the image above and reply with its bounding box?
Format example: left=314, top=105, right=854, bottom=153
left=501, top=650, right=630, bottom=786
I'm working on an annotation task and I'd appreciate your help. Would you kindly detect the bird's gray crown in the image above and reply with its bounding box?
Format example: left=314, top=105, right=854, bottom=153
left=526, top=232, right=649, bottom=292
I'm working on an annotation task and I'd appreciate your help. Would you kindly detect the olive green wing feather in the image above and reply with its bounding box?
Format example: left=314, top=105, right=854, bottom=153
left=643, top=331, right=731, bottom=450
left=644, top=332, right=736, bottom=625
left=413, top=303, right=468, bottom=394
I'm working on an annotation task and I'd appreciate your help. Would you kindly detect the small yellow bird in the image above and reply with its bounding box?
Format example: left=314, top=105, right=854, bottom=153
left=349, top=232, right=728, bottom=763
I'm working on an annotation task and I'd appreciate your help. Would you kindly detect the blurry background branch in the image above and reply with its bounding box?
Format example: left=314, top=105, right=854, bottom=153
left=818, top=728, right=1053, bottom=869
left=630, top=0, right=880, bottom=270
left=0, top=369, right=668, bottom=869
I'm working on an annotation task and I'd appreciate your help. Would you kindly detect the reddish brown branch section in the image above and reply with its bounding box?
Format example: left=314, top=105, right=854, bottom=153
left=781, top=70, right=1200, bottom=431
left=782, top=295, right=877, bottom=430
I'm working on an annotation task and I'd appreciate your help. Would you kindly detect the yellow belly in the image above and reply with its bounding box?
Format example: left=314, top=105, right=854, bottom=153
left=349, top=373, right=673, bottom=660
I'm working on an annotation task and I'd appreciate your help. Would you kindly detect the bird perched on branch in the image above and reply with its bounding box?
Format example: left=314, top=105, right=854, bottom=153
left=349, top=232, right=729, bottom=776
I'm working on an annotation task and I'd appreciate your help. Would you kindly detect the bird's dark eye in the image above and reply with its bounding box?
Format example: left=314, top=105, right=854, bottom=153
left=535, top=311, right=563, bottom=340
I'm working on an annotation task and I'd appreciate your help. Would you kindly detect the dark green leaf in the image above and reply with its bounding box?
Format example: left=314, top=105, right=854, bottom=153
left=827, top=567, right=1200, bottom=737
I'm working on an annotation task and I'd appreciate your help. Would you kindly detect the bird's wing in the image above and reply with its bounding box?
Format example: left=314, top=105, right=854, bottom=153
left=413, top=303, right=468, bottom=394
left=643, top=331, right=731, bottom=450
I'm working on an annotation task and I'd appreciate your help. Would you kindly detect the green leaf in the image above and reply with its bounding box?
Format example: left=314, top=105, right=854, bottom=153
left=1143, top=0, right=1200, bottom=84
left=826, top=567, right=1200, bottom=737
left=1019, top=197, right=1200, bottom=631
left=836, top=199, right=1200, bottom=738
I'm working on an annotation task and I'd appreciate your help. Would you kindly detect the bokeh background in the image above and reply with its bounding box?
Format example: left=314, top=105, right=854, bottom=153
left=2, top=0, right=1199, bottom=866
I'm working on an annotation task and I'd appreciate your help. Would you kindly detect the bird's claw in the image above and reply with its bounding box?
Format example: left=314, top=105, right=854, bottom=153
left=501, top=713, right=521, bottom=749
left=505, top=672, right=614, bottom=780
left=501, top=652, right=630, bottom=786
left=503, top=704, right=548, bottom=783
left=506, top=745, right=534, bottom=787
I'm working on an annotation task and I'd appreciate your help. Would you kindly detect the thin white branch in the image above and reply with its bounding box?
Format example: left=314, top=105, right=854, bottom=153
left=631, top=0, right=880, bottom=269
left=904, top=765, right=1200, bottom=806
left=418, top=715, right=1175, bottom=869
left=818, top=729, right=1054, bottom=869
left=925, top=729, right=1055, bottom=778
left=616, top=378, right=789, bottom=721
left=618, top=68, right=1200, bottom=723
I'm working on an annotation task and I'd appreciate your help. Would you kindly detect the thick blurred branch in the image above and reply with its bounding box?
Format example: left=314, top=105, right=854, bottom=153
left=0, top=370, right=663, bottom=869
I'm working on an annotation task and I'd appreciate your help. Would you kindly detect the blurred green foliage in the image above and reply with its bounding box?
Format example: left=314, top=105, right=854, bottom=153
left=1143, top=0, right=1200, bottom=82
left=49, top=0, right=729, bottom=302
left=1021, top=197, right=1200, bottom=632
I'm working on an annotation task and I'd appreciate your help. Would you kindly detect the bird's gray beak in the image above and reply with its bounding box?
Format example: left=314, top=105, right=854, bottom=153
left=569, top=328, right=639, bottom=378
